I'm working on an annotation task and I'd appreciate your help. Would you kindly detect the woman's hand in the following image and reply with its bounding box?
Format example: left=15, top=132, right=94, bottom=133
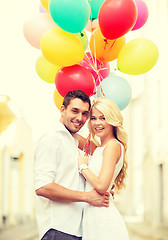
left=78, top=155, right=89, bottom=168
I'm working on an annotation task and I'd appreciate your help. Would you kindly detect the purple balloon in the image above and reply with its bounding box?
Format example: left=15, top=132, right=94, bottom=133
left=132, top=0, right=149, bottom=31
left=39, top=3, right=47, bottom=13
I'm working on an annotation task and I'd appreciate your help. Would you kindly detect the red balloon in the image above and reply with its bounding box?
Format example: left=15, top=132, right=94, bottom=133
left=55, top=65, right=96, bottom=97
left=79, top=52, right=110, bottom=86
left=98, top=0, right=137, bottom=40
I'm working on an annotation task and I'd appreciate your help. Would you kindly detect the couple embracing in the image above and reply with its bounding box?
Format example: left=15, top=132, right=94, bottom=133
left=34, top=90, right=129, bottom=240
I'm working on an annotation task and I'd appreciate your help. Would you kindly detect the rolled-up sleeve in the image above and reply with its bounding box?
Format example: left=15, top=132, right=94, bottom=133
left=34, top=134, right=59, bottom=190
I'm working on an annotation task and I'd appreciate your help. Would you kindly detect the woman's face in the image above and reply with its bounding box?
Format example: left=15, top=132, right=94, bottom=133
left=90, top=107, right=113, bottom=141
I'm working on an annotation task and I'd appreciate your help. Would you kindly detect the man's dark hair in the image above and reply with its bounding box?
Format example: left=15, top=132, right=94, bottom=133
left=63, top=90, right=91, bottom=110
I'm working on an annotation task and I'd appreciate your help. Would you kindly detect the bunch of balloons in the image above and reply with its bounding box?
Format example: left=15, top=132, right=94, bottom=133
left=23, top=0, right=159, bottom=110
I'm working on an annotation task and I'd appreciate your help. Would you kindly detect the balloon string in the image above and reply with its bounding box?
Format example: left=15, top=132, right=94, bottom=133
left=84, top=53, right=105, bottom=98
left=87, top=5, right=99, bottom=81
left=89, top=10, right=98, bottom=73
left=92, top=27, right=98, bottom=74
left=84, top=53, right=106, bottom=92
left=94, top=81, right=105, bottom=97
left=84, top=133, right=91, bottom=156
left=89, top=5, right=94, bottom=33
left=93, top=39, right=117, bottom=91
left=99, top=82, right=105, bottom=96
left=85, top=54, right=97, bottom=71
left=89, top=33, right=116, bottom=92
left=103, top=38, right=117, bottom=60
left=88, top=13, right=101, bottom=91
left=109, top=39, right=117, bottom=50
left=86, top=5, right=106, bottom=97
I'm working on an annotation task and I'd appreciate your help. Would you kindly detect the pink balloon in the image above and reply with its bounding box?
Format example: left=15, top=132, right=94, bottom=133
left=23, top=13, right=56, bottom=49
left=131, top=0, right=149, bottom=31
left=79, top=52, right=110, bottom=86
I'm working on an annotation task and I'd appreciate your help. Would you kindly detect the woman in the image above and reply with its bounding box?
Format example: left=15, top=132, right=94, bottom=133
left=78, top=97, right=129, bottom=240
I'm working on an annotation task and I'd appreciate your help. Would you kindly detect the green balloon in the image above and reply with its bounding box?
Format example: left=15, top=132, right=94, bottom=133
left=49, top=0, right=90, bottom=33
left=88, top=0, right=106, bottom=19
left=77, top=31, right=88, bottom=50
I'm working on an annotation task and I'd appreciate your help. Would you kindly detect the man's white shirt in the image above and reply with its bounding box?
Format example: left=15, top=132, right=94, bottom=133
left=34, top=121, right=84, bottom=239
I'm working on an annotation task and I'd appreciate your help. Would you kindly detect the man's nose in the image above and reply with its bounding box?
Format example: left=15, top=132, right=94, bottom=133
left=76, top=113, right=83, bottom=121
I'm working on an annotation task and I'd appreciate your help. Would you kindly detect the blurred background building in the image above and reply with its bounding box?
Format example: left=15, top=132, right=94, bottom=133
left=0, top=95, right=35, bottom=228
left=118, top=0, right=168, bottom=230
left=0, top=0, right=168, bottom=239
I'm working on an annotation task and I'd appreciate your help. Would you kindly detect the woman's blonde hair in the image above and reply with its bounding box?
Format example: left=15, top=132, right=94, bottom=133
left=88, top=97, right=128, bottom=190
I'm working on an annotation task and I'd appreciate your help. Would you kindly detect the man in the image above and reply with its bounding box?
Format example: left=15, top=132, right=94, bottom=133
left=34, top=90, right=110, bottom=240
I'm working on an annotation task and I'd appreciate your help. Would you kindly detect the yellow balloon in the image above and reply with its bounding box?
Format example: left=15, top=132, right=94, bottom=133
left=40, top=0, right=49, bottom=13
left=53, top=89, right=63, bottom=110
left=117, top=38, right=159, bottom=75
left=35, top=55, right=61, bottom=83
left=40, top=27, right=85, bottom=67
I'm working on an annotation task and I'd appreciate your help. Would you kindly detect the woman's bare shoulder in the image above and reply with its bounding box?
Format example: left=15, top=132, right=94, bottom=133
left=104, top=139, right=121, bottom=154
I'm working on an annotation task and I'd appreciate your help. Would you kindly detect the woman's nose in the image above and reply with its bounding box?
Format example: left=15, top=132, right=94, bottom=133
left=95, top=119, right=101, bottom=125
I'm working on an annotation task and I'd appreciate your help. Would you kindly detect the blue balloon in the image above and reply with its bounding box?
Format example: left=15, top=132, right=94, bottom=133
left=49, top=0, right=90, bottom=33
left=98, top=73, right=132, bottom=110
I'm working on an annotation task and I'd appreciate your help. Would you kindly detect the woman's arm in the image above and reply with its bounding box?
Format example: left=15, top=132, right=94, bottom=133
left=77, top=134, right=97, bottom=155
left=78, top=140, right=121, bottom=194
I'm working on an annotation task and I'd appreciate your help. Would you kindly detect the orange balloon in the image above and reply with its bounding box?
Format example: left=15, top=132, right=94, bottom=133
left=89, top=28, right=125, bottom=62
left=53, top=89, right=63, bottom=110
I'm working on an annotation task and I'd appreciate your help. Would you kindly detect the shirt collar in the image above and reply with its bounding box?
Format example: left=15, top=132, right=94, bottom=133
left=55, top=121, right=78, bottom=140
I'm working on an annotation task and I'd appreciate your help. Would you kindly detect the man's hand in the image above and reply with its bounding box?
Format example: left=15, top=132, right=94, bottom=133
left=87, top=189, right=109, bottom=207
left=110, top=184, right=115, bottom=199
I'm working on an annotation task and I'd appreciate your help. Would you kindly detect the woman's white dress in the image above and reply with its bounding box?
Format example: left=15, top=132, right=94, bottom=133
left=82, top=141, right=129, bottom=240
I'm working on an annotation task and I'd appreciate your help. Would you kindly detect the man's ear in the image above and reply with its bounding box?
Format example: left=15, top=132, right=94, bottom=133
left=60, top=105, right=65, bottom=113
